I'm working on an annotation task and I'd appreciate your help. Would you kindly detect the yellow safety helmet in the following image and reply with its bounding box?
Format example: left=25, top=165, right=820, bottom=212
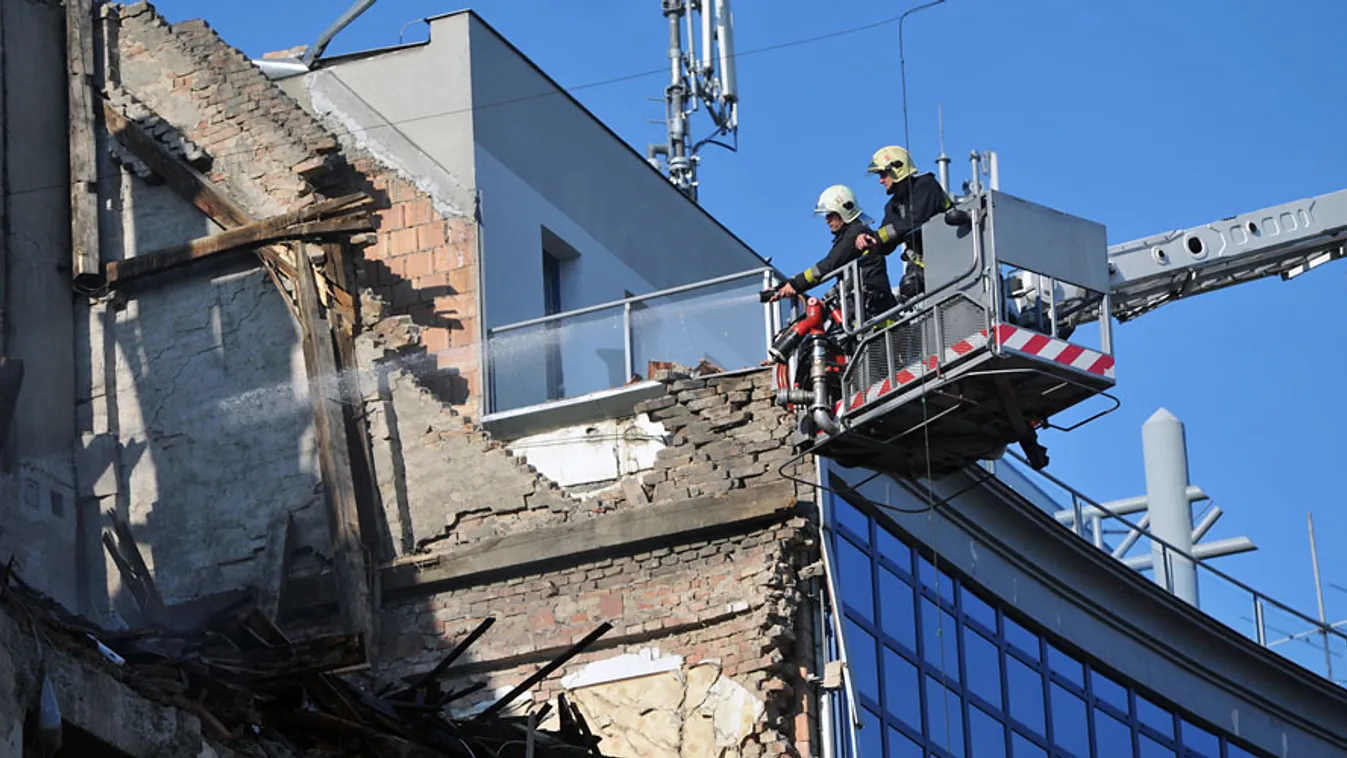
left=866, top=145, right=916, bottom=183
left=813, top=184, right=863, bottom=223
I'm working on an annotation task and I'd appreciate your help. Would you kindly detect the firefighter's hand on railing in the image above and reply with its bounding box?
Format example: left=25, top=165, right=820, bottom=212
left=766, top=282, right=797, bottom=302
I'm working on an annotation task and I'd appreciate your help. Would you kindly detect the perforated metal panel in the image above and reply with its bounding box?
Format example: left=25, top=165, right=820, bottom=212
left=842, top=296, right=989, bottom=413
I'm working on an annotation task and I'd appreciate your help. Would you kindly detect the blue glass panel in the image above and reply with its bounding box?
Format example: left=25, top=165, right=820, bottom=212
left=925, top=675, right=966, bottom=758
left=877, top=527, right=911, bottom=572
left=1226, top=744, right=1261, bottom=758
left=835, top=495, right=871, bottom=545
left=922, top=597, right=961, bottom=682
left=963, top=626, right=1002, bottom=710
left=1003, top=616, right=1040, bottom=662
left=1006, top=656, right=1045, bottom=736
left=1140, top=733, right=1176, bottom=758
left=879, top=566, right=918, bottom=653
left=882, top=645, right=923, bottom=732
left=961, top=587, right=997, bottom=632
left=888, top=726, right=923, bottom=758
left=1093, top=707, right=1132, bottom=758
left=968, top=704, right=1006, bottom=758
left=1011, top=732, right=1047, bottom=758
left=845, top=618, right=881, bottom=702
left=1049, top=683, right=1090, bottom=758
left=858, top=706, right=884, bottom=757
left=1046, top=643, right=1084, bottom=688
left=1090, top=669, right=1130, bottom=715
left=1136, top=694, right=1174, bottom=739
left=838, top=537, right=876, bottom=623
left=918, top=554, right=957, bottom=604
left=1179, top=720, right=1219, bottom=757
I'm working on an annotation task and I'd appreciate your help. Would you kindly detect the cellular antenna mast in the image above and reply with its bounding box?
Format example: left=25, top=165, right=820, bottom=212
left=648, top=0, right=739, bottom=203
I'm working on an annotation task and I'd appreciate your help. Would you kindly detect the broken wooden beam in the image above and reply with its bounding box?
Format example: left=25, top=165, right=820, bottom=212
left=293, top=243, right=378, bottom=662
left=256, top=512, right=296, bottom=622
left=105, top=212, right=372, bottom=284
left=101, top=509, right=167, bottom=626
left=102, top=100, right=296, bottom=311
left=205, top=632, right=365, bottom=680
left=66, top=0, right=100, bottom=281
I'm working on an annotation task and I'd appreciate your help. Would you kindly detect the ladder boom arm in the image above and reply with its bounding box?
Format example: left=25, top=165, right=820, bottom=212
left=1100, top=188, right=1347, bottom=323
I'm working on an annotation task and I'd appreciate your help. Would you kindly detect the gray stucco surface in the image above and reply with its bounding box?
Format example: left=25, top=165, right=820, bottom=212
left=0, top=0, right=80, bottom=612
left=466, top=14, right=765, bottom=294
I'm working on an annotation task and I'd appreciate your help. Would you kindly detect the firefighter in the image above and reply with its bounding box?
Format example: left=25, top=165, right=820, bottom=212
left=855, top=145, right=953, bottom=302
left=770, top=184, right=898, bottom=320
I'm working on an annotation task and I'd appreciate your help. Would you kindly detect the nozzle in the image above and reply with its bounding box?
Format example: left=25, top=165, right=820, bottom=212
left=759, top=289, right=777, bottom=303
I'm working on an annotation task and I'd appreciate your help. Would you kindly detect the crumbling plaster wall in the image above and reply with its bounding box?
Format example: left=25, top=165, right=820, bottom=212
left=0, top=0, right=81, bottom=614
left=79, top=2, right=484, bottom=617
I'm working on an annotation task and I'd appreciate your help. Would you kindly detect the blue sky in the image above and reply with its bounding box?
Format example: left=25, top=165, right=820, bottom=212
left=153, top=0, right=1347, bottom=653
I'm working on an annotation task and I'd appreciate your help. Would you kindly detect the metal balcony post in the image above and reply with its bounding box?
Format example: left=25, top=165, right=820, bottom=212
left=762, top=269, right=775, bottom=353
left=624, top=301, right=634, bottom=380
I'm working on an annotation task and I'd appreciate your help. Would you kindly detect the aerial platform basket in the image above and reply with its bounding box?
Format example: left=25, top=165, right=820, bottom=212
left=811, top=187, right=1120, bottom=480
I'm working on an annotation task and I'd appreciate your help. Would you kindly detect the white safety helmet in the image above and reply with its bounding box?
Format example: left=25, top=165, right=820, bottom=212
left=813, top=184, right=863, bottom=224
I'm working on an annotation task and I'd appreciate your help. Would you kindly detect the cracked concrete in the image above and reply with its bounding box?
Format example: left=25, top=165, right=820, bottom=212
left=565, top=661, right=766, bottom=758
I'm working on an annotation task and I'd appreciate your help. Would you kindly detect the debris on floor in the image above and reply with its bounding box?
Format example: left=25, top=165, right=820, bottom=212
left=1, top=559, right=615, bottom=757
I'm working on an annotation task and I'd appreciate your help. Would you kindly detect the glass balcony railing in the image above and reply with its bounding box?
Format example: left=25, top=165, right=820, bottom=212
left=485, top=268, right=789, bottom=414
left=983, top=454, right=1347, bottom=689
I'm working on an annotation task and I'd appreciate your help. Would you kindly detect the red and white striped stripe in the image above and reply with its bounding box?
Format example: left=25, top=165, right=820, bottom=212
left=995, top=324, right=1115, bottom=379
left=826, top=324, right=1115, bottom=421
left=837, top=328, right=991, bottom=415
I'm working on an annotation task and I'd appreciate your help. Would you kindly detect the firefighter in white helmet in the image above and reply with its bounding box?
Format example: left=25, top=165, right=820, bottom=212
left=856, top=145, right=953, bottom=302
left=771, top=184, right=898, bottom=319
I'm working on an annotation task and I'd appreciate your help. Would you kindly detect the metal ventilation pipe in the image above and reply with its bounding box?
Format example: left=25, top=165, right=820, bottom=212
left=303, top=0, right=378, bottom=67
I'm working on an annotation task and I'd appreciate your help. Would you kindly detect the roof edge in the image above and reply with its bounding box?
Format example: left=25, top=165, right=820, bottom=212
left=458, top=10, right=778, bottom=276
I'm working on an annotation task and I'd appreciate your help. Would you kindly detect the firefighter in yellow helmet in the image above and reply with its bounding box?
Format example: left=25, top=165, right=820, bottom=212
left=771, top=184, right=898, bottom=318
left=855, top=145, right=953, bottom=302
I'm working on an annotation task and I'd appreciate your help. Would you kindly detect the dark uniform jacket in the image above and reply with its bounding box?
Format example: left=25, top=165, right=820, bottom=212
left=787, top=217, right=894, bottom=299
left=872, top=172, right=952, bottom=264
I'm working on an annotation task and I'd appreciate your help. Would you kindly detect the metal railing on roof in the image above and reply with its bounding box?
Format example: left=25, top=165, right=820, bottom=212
left=984, top=453, right=1347, bottom=689
left=484, top=266, right=787, bottom=414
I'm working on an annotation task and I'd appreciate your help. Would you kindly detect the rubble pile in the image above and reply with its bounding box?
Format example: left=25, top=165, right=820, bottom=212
left=2, top=560, right=613, bottom=757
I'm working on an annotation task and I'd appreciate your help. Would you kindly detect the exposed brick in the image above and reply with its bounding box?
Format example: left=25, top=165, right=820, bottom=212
left=403, top=250, right=434, bottom=280
left=449, top=265, right=476, bottom=294
left=670, top=378, right=706, bottom=392
left=403, top=198, right=436, bottom=226
left=416, top=222, right=448, bottom=251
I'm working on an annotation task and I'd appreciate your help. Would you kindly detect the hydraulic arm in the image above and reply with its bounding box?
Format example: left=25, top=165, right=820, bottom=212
left=1085, top=188, right=1347, bottom=325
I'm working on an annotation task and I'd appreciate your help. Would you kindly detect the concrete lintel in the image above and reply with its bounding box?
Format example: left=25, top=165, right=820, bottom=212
left=287, top=479, right=799, bottom=613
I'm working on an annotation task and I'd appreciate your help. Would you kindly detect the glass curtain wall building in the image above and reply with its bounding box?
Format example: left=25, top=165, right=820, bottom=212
left=815, top=461, right=1345, bottom=758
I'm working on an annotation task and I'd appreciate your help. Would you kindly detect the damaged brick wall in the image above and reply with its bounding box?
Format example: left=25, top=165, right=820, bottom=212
left=354, top=317, right=578, bottom=558
left=79, top=1, right=487, bottom=619
left=345, top=365, right=824, bottom=756
left=375, top=517, right=816, bottom=758
left=81, top=5, right=826, bottom=753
